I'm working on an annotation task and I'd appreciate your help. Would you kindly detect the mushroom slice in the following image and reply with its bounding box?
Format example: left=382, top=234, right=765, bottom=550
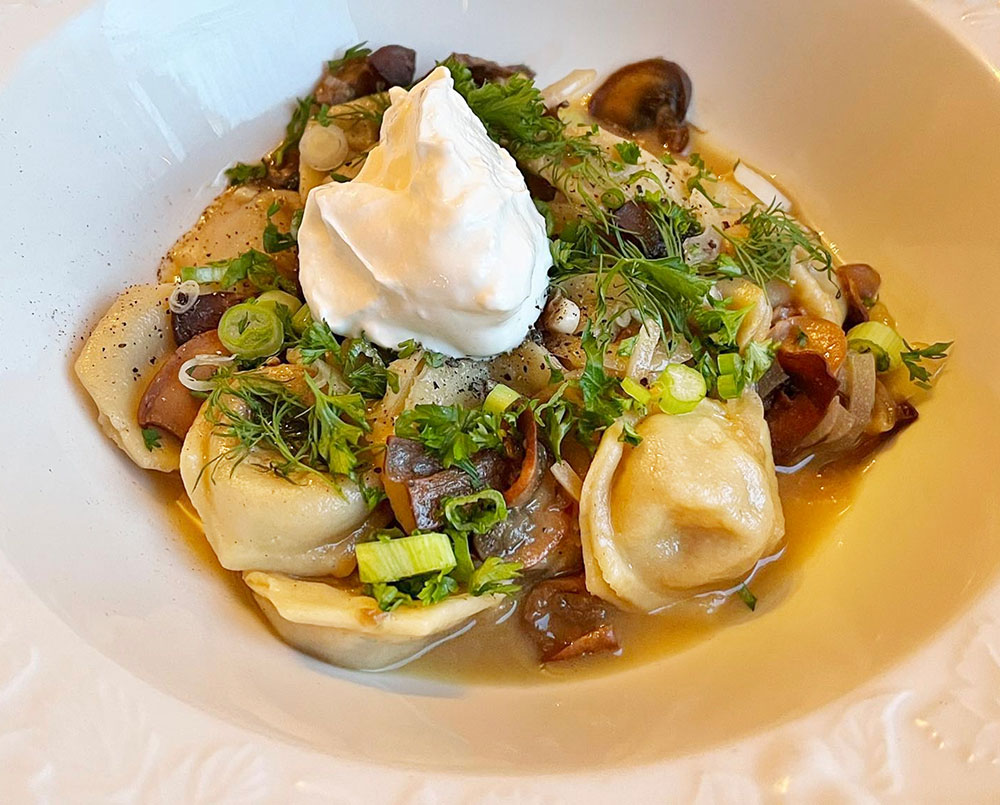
left=580, top=394, right=784, bottom=612
left=589, top=58, right=692, bottom=151
left=180, top=376, right=370, bottom=576
left=244, top=571, right=503, bottom=671
left=836, top=263, right=882, bottom=328
left=74, top=283, right=181, bottom=471
left=137, top=329, right=228, bottom=441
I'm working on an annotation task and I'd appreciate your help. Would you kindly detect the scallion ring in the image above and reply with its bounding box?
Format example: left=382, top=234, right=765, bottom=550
left=291, top=304, right=314, bottom=335
left=846, top=321, right=904, bottom=372
left=483, top=383, right=520, bottom=416
left=255, top=289, right=302, bottom=316
left=655, top=364, right=707, bottom=414
left=217, top=302, right=284, bottom=359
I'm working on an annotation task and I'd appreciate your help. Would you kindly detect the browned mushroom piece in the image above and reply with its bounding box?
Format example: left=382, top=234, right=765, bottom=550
left=521, top=575, right=619, bottom=662
left=137, top=330, right=229, bottom=441
left=612, top=199, right=666, bottom=258
left=382, top=437, right=516, bottom=533
left=765, top=315, right=850, bottom=464
left=836, top=263, right=882, bottom=328
left=445, top=52, right=535, bottom=86
left=589, top=58, right=693, bottom=151
left=172, top=291, right=243, bottom=346
left=367, top=45, right=416, bottom=88
left=503, top=410, right=545, bottom=508
left=475, top=472, right=583, bottom=576
left=314, top=45, right=417, bottom=106
left=771, top=315, right=847, bottom=408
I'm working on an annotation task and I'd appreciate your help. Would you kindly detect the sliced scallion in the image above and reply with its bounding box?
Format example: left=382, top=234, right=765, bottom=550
left=716, top=373, right=742, bottom=400
left=846, top=321, right=905, bottom=372
left=355, top=532, right=456, bottom=584
left=217, top=302, right=284, bottom=360
left=255, top=289, right=302, bottom=315
left=717, top=352, right=743, bottom=376
left=655, top=364, right=707, bottom=414
left=483, top=383, right=520, bottom=416
left=443, top=489, right=508, bottom=534
left=291, top=304, right=314, bottom=335
left=620, top=376, right=651, bottom=406
left=180, top=265, right=225, bottom=284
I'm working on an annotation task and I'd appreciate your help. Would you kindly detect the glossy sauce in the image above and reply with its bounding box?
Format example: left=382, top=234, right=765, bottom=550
left=405, top=455, right=869, bottom=683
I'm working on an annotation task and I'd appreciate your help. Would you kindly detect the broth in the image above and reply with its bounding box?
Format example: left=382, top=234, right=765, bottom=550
left=154, top=455, right=869, bottom=683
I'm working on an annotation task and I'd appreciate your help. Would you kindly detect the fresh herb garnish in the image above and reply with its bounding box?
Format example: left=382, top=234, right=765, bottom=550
left=224, top=160, right=267, bottom=186
left=717, top=202, right=833, bottom=287
left=900, top=341, right=952, bottom=389
left=394, top=403, right=516, bottom=480
left=273, top=95, right=315, bottom=167
left=687, top=153, right=722, bottom=208
left=179, top=248, right=294, bottom=293
left=469, top=557, right=523, bottom=596
left=294, top=321, right=397, bottom=398
left=201, top=367, right=375, bottom=497
left=141, top=427, right=162, bottom=451
left=262, top=202, right=302, bottom=254
left=327, top=42, right=371, bottom=73
left=615, top=140, right=641, bottom=165
left=737, top=583, right=758, bottom=611
left=396, top=338, right=448, bottom=368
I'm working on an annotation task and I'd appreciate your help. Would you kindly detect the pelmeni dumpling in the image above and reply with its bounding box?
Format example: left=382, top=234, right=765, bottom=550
left=580, top=393, right=784, bottom=612
left=180, top=396, right=371, bottom=576
left=244, top=571, right=503, bottom=670
left=790, top=260, right=847, bottom=326
left=74, top=283, right=180, bottom=472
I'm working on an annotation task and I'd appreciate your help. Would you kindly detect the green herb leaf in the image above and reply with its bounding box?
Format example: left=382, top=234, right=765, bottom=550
left=327, top=42, right=371, bottom=73
left=687, top=153, right=723, bottom=208
left=900, top=341, right=952, bottom=388
left=615, top=140, right=641, bottom=165
left=273, top=95, right=315, bottom=167
left=394, top=403, right=514, bottom=481
left=717, top=202, right=833, bottom=287
left=737, top=583, right=757, bottom=611
left=469, top=557, right=523, bottom=596
left=262, top=203, right=302, bottom=254
left=141, top=427, right=162, bottom=451
left=225, top=160, right=267, bottom=186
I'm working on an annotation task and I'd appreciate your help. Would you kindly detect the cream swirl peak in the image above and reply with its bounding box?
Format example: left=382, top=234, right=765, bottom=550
left=298, top=65, right=551, bottom=357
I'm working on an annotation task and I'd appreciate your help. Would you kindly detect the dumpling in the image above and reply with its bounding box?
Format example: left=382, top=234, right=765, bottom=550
left=158, top=186, right=300, bottom=283
left=74, top=283, right=181, bottom=472
left=579, top=393, right=784, bottom=612
left=180, top=388, right=371, bottom=576
left=790, top=260, right=847, bottom=326
left=244, top=571, right=503, bottom=670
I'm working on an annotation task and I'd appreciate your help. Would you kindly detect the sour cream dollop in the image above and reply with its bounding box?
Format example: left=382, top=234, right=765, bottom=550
left=298, top=65, right=552, bottom=358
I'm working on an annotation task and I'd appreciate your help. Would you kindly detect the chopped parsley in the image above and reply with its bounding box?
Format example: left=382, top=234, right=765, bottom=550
left=615, top=140, right=641, bottom=165
left=394, top=403, right=516, bottom=480
left=141, top=427, right=162, bottom=451
left=686, top=153, right=722, bottom=208
left=179, top=248, right=294, bottom=293
left=327, top=42, right=371, bottom=73
left=901, top=341, right=952, bottom=388
left=262, top=202, right=302, bottom=254
left=224, top=160, right=267, bottom=186
left=272, top=95, right=315, bottom=167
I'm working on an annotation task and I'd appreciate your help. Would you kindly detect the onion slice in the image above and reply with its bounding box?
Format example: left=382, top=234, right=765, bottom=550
left=168, top=280, right=200, bottom=314
left=549, top=461, right=583, bottom=502
left=540, top=69, right=597, bottom=110
left=734, top=162, right=792, bottom=212
left=178, top=353, right=235, bottom=392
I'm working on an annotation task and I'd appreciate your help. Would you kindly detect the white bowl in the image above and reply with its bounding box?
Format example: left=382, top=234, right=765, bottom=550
left=2, top=0, right=999, bottom=793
